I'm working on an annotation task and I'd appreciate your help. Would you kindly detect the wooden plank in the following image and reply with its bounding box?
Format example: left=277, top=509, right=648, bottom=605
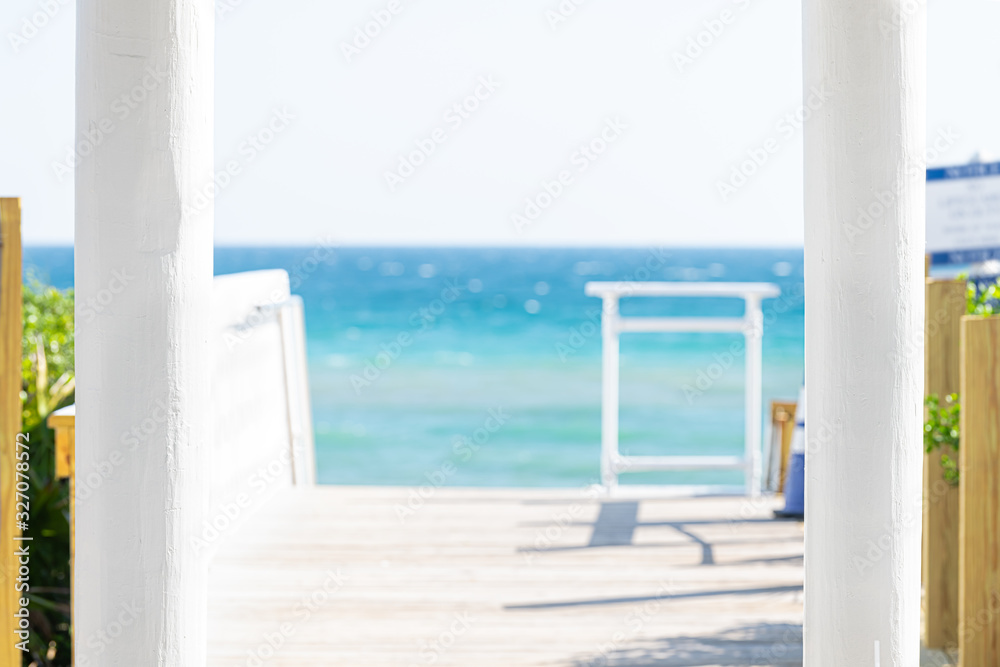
left=923, top=279, right=965, bottom=649
left=49, top=406, right=75, bottom=480
left=200, top=485, right=951, bottom=665
left=47, top=411, right=75, bottom=641
left=46, top=414, right=76, bottom=430
left=0, top=197, right=22, bottom=666
left=959, top=315, right=1000, bottom=666
left=207, top=487, right=806, bottom=666
left=54, top=426, right=70, bottom=479
left=773, top=401, right=796, bottom=493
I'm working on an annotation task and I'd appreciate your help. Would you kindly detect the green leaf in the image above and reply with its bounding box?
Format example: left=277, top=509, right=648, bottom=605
left=924, top=393, right=960, bottom=486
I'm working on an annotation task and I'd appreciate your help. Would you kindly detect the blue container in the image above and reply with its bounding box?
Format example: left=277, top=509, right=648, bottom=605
left=779, top=451, right=805, bottom=517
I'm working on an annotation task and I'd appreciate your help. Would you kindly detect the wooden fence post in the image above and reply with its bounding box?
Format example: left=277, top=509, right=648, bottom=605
left=770, top=401, right=797, bottom=494
left=923, top=279, right=965, bottom=649
left=959, top=314, right=1000, bottom=666
left=48, top=405, right=75, bottom=647
left=0, top=197, right=23, bottom=666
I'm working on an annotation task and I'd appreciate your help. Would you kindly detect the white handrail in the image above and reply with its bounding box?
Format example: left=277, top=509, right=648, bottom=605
left=277, top=296, right=317, bottom=486
left=217, top=290, right=316, bottom=488
left=585, top=282, right=781, bottom=299
left=586, top=281, right=780, bottom=497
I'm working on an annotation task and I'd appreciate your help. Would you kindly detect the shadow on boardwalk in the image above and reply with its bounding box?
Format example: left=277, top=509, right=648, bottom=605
left=568, top=623, right=802, bottom=667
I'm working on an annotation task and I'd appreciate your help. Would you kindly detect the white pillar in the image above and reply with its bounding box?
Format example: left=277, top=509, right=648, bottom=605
left=803, top=0, right=925, bottom=665
left=75, top=0, right=213, bottom=663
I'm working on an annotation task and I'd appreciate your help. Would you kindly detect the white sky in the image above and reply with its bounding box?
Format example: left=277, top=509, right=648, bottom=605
left=1, top=0, right=997, bottom=246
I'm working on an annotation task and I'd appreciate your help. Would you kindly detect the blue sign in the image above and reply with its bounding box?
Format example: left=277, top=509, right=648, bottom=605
left=927, top=162, right=1000, bottom=182
left=927, top=161, right=1000, bottom=265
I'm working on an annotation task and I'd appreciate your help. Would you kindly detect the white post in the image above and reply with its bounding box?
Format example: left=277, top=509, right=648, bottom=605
left=743, top=296, right=763, bottom=497
left=75, top=0, right=213, bottom=663
left=600, top=295, right=620, bottom=491
left=803, top=0, right=925, bottom=664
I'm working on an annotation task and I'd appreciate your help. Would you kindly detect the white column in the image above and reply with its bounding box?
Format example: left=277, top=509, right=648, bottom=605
left=803, top=0, right=925, bottom=665
left=75, top=0, right=213, bottom=663
left=600, top=296, right=620, bottom=491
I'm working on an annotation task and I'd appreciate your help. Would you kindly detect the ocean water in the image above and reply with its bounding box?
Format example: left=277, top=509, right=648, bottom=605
left=24, top=246, right=804, bottom=489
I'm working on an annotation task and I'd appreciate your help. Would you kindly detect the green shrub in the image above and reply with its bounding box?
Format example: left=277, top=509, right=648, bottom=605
left=924, top=393, right=959, bottom=487
left=19, top=277, right=73, bottom=666
left=965, top=274, right=1000, bottom=316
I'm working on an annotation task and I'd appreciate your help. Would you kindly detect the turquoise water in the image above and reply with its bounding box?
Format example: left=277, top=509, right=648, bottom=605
left=24, top=246, right=804, bottom=488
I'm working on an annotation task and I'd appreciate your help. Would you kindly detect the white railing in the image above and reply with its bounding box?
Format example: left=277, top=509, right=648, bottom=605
left=209, top=270, right=315, bottom=549
left=585, top=281, right=781, bottom=497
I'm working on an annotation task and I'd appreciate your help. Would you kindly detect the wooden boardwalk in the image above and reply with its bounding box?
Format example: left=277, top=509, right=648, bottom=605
left=208, top=487, right=806, bottom=666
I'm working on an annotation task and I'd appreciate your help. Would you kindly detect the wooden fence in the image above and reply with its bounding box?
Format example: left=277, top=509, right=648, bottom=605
left=922, top=278, right=964, bottom=650
left=958, top=314, right=1000, bottom=665
left=1, top=198, right=23, bottom=666
left=923, top=275, right=1000, bottom=666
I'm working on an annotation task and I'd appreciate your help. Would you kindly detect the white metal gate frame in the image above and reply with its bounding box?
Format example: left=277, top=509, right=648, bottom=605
left=585, top=281, right=781, bottom=497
